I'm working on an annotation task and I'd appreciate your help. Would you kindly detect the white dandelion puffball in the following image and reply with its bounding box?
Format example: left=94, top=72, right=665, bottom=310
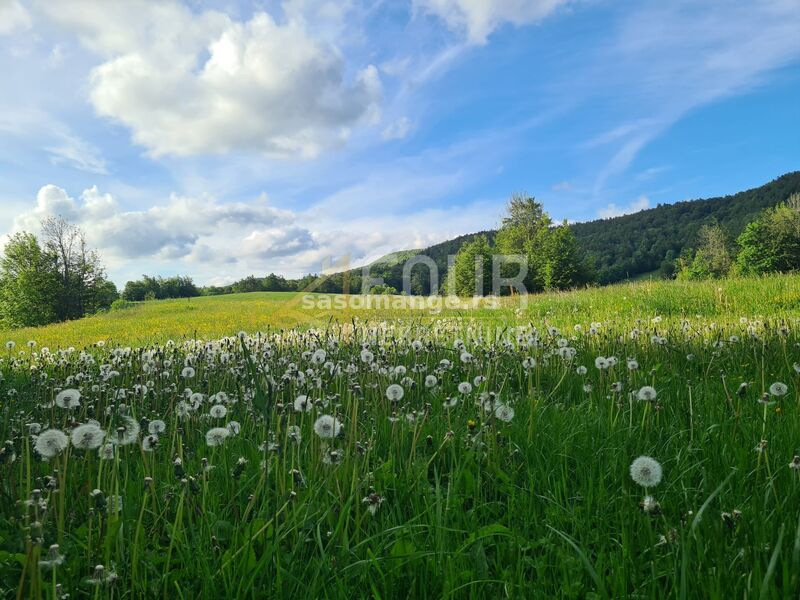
left=182, top=366, right=196, bottom=379
left=458, top=382, right=473, bottom=395
left=360, top=349, right=374, bottom=364
left=141, top=434, right=159, bottom=452
left=494, top=404, right=515, bottom=422
left=385, top=384, right=404, bottom=402
left=424, top=375, right=438, bottom=388
left=98, top=443, right=115, bottom=460
left=630, top=456, right=663, bottom=488
left=71, top=423, right=106, bottom=450
left=594, top=356, right=609, bottom=370
left=209, top=404, right=228, bottom=418
left=55, top=389, right=81, bottom=409
left=311, top=349, right=327, bottom=364
left=636, top=386, right=657, bottom=401
left=769, top=382, right=788, bottom=397
left=294, top=395, right=313, bottom=412
left=35, top=429, right=69, bottom=459
left=314, top=415, right=343, bottom=439
left=111, top=416, right=140, bottom=446
left=206, top=427, right=231, bottom=447
left=148, top=420, right=166, bottom=434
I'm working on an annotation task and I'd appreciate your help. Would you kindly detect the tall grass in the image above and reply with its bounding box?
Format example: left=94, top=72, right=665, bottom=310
left=0, top=276, right=798, bottom=598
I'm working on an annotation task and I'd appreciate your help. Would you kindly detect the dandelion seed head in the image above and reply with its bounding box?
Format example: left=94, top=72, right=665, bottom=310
left=313, top=415, right=342, bottom=439
left=70, top=423, right=105, bottom=450
left=494, top=404, right=514, bottom=422
left=385, top=384, right=404, bottom=402
left=636, top=386, right=657, bottom=402
left=209, top=404, right=228, bottom=418
left=205, top=427, right=231, bottom=447
left=630, top=456, right=663, bottom=488
left=34, top=429, right=68, bottom=459
left=769, top=382, right=788, bottom=397
left=55, top=388, right=81, bottom=409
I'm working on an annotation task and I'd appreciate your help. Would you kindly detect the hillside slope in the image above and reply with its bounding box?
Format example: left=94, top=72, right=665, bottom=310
left=358, top=171, right=800, bottom=289
left=573, top=171, right=800, bottom=282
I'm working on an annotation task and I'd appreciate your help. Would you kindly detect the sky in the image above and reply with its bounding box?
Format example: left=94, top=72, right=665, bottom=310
left=0, top=0, right=799, bottom=287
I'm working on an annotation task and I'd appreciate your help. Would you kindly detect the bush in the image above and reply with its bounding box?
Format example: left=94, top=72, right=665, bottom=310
left=110, top=299, right=137, bottom=311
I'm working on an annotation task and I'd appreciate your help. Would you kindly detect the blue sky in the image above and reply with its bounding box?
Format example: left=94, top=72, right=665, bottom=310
left=1, top=0, right=799, bottom=286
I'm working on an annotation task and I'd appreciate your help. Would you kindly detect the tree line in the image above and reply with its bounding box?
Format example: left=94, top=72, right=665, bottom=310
left=675, top=194, right=800, bottom=280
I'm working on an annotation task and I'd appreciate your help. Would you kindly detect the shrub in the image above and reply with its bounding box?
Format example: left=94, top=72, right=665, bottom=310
left=110, top=299, right=136, bottom=311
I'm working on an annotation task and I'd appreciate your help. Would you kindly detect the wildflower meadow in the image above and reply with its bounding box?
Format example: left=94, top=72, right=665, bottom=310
left=1, top=276, right=800, bottom=598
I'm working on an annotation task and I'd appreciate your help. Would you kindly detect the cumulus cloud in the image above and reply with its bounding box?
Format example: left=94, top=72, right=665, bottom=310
left=415, top=0, right=570, bottom=44
left=0, top=0, right=31, bottom=35
left=13, top=185, right=300, bottom=263
left=243, top=226, right=317, bottom=259
left=6, top=178, right=504, bottom=285
left=36, top=1, right=382, bottom=158
left=597, top=195, right=649, bottom=219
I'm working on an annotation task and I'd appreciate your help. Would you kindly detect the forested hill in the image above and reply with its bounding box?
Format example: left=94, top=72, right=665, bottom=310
left=572, top=171, right=800, bottom=282
left=197, top=171, right=800, bottom=297
left=359, top=171, right=800, bottom=289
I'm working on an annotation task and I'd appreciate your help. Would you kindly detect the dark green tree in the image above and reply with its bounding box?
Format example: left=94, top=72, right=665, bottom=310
left=541, top=222, right=590, bottom=290
left=451, top=234, right=493, bottom=296
left=0, top=232, right=60, bottom=328
left=736, top=195, right=800, bottom=275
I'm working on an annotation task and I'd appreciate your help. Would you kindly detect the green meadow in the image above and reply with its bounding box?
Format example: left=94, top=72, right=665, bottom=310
left=1, top=274, right=800, bottom=598
left=2, top=274, right=799, bottom=349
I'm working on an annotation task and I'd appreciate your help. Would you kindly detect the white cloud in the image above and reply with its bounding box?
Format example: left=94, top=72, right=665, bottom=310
left=597, top=195, right=649, bottom=219
left=13, top=185, right=299, bottom=263
left=382, top=117, right=413, bottom=140
left=414, top=0, right=570, bottom=44
left=45, top=134, right=108, bottom=175
left=0, top=108, right=108, bottom=175
left=6, top=177, right=504, bottom=285
left=36, top=1, right=382, bottom=158
left=0, top=0, right=31, bottom=35
left=243, top=226, right=318, bottom=259
left=587, top=0, right=800, bottom=190
left=551, top=180, right=572, bottom=192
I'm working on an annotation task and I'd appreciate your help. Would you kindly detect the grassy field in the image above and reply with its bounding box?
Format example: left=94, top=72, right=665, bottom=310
left=2, top=274, right=799, bottom=349
left=1, top=275, right=800, bottom=598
